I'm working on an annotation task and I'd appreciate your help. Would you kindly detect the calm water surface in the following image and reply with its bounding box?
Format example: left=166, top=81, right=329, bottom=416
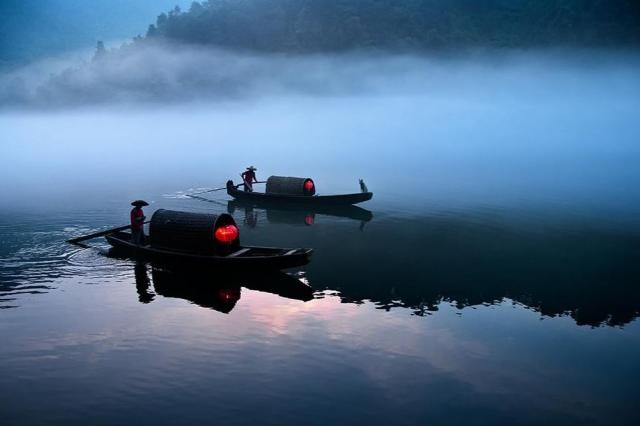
left=1, top=85, right=640, bottom=425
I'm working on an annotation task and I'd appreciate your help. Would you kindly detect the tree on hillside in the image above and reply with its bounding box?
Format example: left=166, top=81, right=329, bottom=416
left=157, top=12, right=168, bottom=28
left=93, top=41, right=106, bottom=61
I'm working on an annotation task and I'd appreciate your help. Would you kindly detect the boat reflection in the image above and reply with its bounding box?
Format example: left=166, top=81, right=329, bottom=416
left=133, top=262, right=314, bottom=314
left=151, top=265, right=241, bottom=313
left=134, top=262, right=154, bottom=304
left=227, top=200, right=373, bottom=228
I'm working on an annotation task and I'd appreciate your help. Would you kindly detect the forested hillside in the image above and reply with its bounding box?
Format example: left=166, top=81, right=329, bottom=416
left=144, top=0, right=640, bottom=51
left=0, top=0, right=192, bottom=68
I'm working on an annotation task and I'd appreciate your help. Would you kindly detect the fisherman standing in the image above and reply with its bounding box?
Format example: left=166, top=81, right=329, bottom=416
left=241, top=166, right=258, bottom=192
left=359, top=179, right=368, bottom=193
left=130, top=200, right=148, bottom=245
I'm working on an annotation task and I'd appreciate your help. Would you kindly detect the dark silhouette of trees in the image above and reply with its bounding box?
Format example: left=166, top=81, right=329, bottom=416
left=189, top=1, right=204, bottom=15
left=156, top=12, right=168, bottom=28
left=93, top=41, right=106, bottom=60
left=139, top=0, right=640, bottom=52
left=147, top=24, right=158, bottom=37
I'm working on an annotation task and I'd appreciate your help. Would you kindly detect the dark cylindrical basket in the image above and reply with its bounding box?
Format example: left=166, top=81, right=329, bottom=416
left=150, top=209, right=239, bottom=255
left=265, top=176, right=316, bottom=196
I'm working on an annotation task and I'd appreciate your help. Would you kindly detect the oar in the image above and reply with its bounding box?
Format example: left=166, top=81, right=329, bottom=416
left=66, top=221, right=150, bottom=245
left=190, top=181, right=266, bottom=196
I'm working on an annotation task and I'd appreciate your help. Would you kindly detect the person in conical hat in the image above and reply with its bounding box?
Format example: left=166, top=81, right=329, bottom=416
left=241, top=166, right=258, bottom=192
left=130, top=200, right=148, bottom=245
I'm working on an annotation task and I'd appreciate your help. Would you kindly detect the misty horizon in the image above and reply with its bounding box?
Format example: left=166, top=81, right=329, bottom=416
left=1, top=42, right=639, bottom=109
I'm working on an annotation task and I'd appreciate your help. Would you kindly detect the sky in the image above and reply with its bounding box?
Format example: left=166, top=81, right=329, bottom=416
left=0, top=0, right=192, bottom=67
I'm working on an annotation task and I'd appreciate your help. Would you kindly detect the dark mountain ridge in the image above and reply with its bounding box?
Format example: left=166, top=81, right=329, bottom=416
left=145, top=0, right=640, bottom=52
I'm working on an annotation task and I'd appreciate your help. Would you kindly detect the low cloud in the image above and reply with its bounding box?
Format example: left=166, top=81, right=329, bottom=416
left=1, top=41, right=639, bottom=109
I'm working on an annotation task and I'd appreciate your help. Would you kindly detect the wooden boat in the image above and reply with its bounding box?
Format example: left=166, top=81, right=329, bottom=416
left=227, top=180, right=373, bottom=206
left=105, top=231, right=312, bottom=270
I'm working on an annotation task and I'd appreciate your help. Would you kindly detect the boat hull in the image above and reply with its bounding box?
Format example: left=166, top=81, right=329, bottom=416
left=105, top=231, right=312, bottom=270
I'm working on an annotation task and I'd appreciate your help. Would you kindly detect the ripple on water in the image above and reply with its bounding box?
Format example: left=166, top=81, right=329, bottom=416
left=0, top=224, right=134, bottom=309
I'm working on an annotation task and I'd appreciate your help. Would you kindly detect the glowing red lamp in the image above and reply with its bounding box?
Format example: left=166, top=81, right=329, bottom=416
left=304, top=179, right=315, bottom=192
left=214, top=224, right=239, bottom=244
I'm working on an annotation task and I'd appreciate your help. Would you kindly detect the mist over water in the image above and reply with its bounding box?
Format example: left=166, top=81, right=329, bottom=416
left=2, top=44, right=640, bottom=105
left=2, top=47, right=640, bottom=425
left=2, top=50, right=639, bottom=217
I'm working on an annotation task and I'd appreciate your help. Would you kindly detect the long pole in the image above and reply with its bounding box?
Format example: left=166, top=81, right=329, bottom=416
left=190, top=181, right=266, bottom=196
left=67, top=221, right=150, bottom=245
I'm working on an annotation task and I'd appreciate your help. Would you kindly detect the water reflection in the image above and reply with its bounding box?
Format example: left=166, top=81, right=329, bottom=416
left=227, top=199, right=373, bottom=228
left=134, top=262, right=154, bottom=304
left=298, top=213, right=640, bottom=327
left=133, top=262, right=313, bottom=313
left=1, top=202, right=639, bottom=328
left=151, top=265, right=241, bottom=313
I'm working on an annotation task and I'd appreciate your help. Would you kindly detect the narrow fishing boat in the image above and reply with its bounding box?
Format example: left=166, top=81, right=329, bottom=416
left=227, top=176, right=373, bottom=206
left=101, top=209, right=312, bottom=269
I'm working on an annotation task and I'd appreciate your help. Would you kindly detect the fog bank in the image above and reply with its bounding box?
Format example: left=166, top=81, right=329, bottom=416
left=1, top=43, right=639, bottom=108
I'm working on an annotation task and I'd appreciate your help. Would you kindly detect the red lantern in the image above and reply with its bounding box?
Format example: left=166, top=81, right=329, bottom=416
left=214, top=224, right=239, bottom=244
left=304, top=179, right=314, bottom=192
